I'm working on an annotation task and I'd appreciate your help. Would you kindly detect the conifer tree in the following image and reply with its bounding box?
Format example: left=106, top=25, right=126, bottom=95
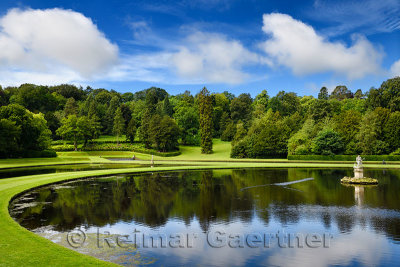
left=113, top=107, right=125, bottom=145
left=198, top=87, right=213, bottom=154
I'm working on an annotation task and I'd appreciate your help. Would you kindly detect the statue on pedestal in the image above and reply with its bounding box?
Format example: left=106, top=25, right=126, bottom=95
left=353, top=155, right=363, bottom=179
left=341, top=155, right=378, bottom=184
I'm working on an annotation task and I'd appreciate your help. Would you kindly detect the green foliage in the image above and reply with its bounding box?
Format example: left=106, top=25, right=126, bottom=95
left=11, top=84, right=58, bottom=113
left=0, top=119, right=20, bottom=157
left=104, top=96, right=120, bottom=134
left=254, top=90, right=269, bottom=110
left=149, top=115, right=180, bottom=152
left=384, top=111, right=400, bottom=152
left=134, top=87, right=168, bottom=102
left=3, top=77, right=400, bottom=159
left=231, top=110, right=290, bottom=158
left=288, top=118, right=316, bottom=155
left=162, top=96, right=173, bottom=117
left=138, top=109, right=152, bottom=148
left=173, top=101, right=200, bottom=145
left=230, top=93, right=253, bottom=125
left=340, top=98, right=366, bottom=113
left=318, top=87, right=328, bottom=100
left=94, top=90, right=113, bottom=104
left=312, top=129, right=344, bottom=156
left=380, top=77, right=400, bottom=111
left=56, top=115, right=81, bottom=151
left=230, top=140, right=248, bottom=158
left=221, top=120, right=236, bottom=142
left=80, top=116, right=101, bottom=146
left=126, top=118, right=137, bottom=144
left=198, top=87, right=213, bottom=154
left=288, top=154, right=400, bottom=161
left=354, top=89, right=364, bottom=99
left=56, top=115, right=98, bottom=151
left=211, top=93, right=230, bottom=136
left=53, top=142, right=181, bottom=156
left=49, top=84, right=86, bottom=101
left=310, top=99, right=334, bottom=121
left=0, top=86, right=8, bottom=106
left=63, top=97, right=78, bottom=117
left=21, top=150, right=57, bottom=158
left=0, top=104, right=52, bottom=157
left=330, top=85, right=353, bottom=100
left=232, top=121, right=247, bottom=146
left=32, top=113, right=52, bottom=150
left=269, top=91, right=299, bottom=117
left=391, top=148, right=400, bottom=155
left=113, top=107, right=125, bottom=144
left=120, top=103, right=132, bottom=128
left=122, top=92, right=134, bottom=102
left=333, top=110, right=362, bottom=154
left=357, top=108, right=391, bottom=155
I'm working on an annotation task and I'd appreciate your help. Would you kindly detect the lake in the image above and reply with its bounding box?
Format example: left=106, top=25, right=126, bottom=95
left=0, top=163, right=164, bottom=179
left=9, top=168, right=400, bottom=266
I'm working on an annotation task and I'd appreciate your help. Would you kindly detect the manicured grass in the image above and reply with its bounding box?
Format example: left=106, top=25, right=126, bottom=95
left=169, top=139, right=285, bottom=162
left=93, top=135, right=127, bottom=142
left=3, top=138, right=400, bottom=169
left=3, top=159, right=400, bottom=266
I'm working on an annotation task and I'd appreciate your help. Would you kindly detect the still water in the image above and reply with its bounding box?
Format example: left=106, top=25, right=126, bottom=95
left=0, top=163, right=156, bottom=179
left=10, top=168, right=400, bottom=266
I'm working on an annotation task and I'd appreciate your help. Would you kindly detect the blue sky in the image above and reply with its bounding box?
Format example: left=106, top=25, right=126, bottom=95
left=0, top=0, right=399, bottom=96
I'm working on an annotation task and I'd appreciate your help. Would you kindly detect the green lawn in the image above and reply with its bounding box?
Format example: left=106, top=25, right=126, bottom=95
left=2, top=156, right=400, bottom=265
left=93, top=135, right=127, bottom=142
left=2, top=138, right=400, bottom=169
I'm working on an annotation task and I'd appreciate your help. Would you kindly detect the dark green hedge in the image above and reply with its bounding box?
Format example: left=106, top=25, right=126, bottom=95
left=132, top=147, right=181, bottom=157
left=51, top=143, right=181, bottom=157
left=51, top=140, right=131, bottom=145
left=0, top=150, right=57, bottom=158
left=288, top=154, right=400, bottom=161
left=21, top=150, right=57, bottom=158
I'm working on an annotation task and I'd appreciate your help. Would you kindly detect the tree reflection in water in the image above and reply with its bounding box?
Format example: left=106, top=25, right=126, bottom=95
left=10, top=168, right=400, bottom=242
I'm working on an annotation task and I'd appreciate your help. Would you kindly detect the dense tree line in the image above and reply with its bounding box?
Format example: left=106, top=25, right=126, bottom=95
left=0, top=77, right=399, bottom=158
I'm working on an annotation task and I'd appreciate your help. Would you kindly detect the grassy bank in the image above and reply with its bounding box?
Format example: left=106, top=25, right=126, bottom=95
left=3, top=158, right=400, bottom=265
left=3, top=139, right=400, bottom=169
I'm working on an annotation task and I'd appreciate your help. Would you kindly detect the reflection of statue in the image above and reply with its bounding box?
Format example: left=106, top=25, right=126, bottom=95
left=354, top=186, right=364, bottom=206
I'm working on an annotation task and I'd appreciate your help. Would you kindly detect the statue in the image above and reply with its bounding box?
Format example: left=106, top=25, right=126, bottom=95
left=353, top=155, right=363, bottom=179
left=356, top=155, right=362, bottom=168
left=341, top=155, right=378, bottom=184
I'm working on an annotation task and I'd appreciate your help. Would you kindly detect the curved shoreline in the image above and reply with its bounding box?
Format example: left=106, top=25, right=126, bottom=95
left=1, top=162, right=399, bottom=266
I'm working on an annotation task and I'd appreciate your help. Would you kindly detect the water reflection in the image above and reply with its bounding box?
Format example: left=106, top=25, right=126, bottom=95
left=10, top=168, right=400, bottom=266
left=354, top=186, right=364, bottom=206
left=0, top=163, right=148, bottom=179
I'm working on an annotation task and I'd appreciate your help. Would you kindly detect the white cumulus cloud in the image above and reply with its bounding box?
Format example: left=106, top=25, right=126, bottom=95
left=261, top=13, right=383, bottom=79
left=170, top=32, right=263, bottom=84
left=390, top=59, right=400, bottom=77
left=0, top=8, right=118, bottom=85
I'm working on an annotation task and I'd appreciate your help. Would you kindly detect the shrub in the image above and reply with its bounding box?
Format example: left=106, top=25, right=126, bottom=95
left=288, top=154, right=400, bottom=161
left=231, top=140, right=248, bottom=158
left=294, top=145, right=310, bottom=155
left=52, top=142, right=180, bottom=157
left=51, top=144, right=76, bottom=151
left=390, top=148, right=400, bottom=155
left=22, top=150, right=57, bottom=158
left=312, top=129, right=344, bottom=156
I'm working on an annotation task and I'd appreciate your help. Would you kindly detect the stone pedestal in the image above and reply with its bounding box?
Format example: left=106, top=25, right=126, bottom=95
left=354, top=167, right=363, bottom=179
